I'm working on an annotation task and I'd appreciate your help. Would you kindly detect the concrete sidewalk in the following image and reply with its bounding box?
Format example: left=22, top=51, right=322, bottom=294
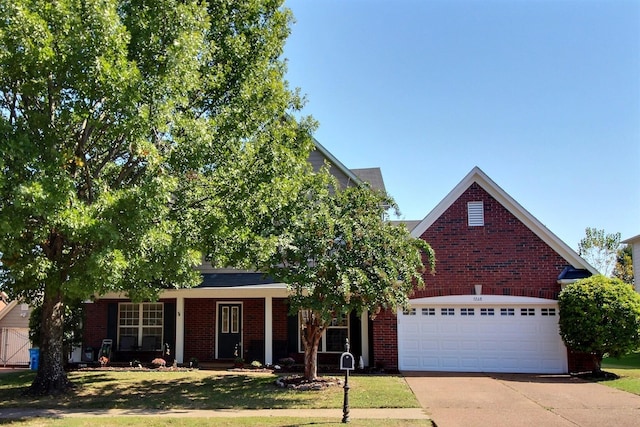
left=0, top=407, right=430, bottom=420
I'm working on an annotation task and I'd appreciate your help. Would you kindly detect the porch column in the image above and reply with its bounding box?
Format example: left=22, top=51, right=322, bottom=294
left=176, top=296, right=185, bottom=364
left=265, top=296, right=273, bottom=365
left=361, top=310, right=369, bottom=367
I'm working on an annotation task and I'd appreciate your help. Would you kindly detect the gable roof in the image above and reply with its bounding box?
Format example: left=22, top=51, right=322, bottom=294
left=0, top=300, right=18, bottom=322
left=411, top=166, right=598, bottom=274
left=622, top=234, right=640, bottom=244
left=351, top=168, right=386, bottom=192
left=312, top=138, right=363, bottom=187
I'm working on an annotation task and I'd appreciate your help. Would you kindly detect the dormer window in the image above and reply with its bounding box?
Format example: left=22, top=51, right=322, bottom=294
left=467, top=201, right=484, bottom=226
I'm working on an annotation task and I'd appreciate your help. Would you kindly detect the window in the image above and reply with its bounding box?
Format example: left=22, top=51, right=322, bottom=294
left=441, top=308, right=455, bottom=316
left=403, top=308, right=416, bottom=316
left=221, top=305, right=240, bottom=334
left=118, top=303, right=163, bottom=351
left=541, top=308, right=556, bottom=316
left=467, top=201, right=484, bottom=226
left=521, top=308, right=535, bottom=316
left=480, top=308, right=495, bottom=316
left=500, top=308, right=515, bottom=316
left=299, top=311, right=348, bottom=353
left=461, top=308, right=475, bottom=316
left=422, top=308, right=436, bottom=316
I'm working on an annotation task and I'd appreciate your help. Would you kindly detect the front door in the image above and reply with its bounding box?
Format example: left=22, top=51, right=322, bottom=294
left=217, top=303, right=242, bottom=359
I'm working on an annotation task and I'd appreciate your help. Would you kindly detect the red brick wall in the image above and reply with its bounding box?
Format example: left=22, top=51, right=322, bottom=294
left=371, top=308, right=399, bottom=371
left=414, top=183, right=567, bottom=299
left=372, top=183, right=574, bottom=370
left=183, top=298, right=265, bottom=362
left=83, top=299, right=118, bottom=350
left=183, top=299, right=217, bottom=361
left=272, top=298, right=289, bottom=342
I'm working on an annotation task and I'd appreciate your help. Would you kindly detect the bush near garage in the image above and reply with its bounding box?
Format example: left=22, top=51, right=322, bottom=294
left=558, top=275, right=640, bottom=374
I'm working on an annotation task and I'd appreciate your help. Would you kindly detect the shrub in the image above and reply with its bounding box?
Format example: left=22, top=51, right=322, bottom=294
left=559, top=275, right=640, bottom=373
left=151, top=358, right=166, bottom=368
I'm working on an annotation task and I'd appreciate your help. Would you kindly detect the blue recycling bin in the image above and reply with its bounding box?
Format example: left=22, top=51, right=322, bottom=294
left=29, top=348, right=39, bottom=371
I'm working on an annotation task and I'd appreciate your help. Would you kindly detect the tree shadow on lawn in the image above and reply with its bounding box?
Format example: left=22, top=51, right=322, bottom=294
left=1, top=373, right=319, bottom=410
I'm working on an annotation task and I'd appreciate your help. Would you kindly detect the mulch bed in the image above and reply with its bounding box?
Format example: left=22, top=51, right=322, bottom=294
left=274, top=374, right=344, bottom=391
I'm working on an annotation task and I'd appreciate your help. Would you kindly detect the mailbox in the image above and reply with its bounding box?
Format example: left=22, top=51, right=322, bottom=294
left=340, top=352, right=355, bottom=371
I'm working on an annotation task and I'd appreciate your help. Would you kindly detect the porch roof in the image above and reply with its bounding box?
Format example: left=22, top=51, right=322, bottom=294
left=197, top=273, right=277, bottom=288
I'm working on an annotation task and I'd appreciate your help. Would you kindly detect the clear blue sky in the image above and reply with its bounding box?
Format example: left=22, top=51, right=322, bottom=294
left=282, top=0, right=640, bottom=251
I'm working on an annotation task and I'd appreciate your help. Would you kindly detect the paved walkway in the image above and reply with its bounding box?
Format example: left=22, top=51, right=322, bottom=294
left=404, top=372, right=640, bottom=427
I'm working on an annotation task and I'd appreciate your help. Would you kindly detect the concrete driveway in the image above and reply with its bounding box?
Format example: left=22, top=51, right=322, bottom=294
left=404, top=372, right=640, bottom=427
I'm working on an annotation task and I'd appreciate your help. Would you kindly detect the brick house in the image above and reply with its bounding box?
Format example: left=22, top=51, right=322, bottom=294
left=82, top=160, right=596, bottom=373
left=387, top=167, right=595, bottom=373
left=82, top=140, right=383, bottom=368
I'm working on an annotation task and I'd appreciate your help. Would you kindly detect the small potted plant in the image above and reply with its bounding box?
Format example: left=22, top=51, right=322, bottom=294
left=151, top=358, right=166, bottom=368
left=189, top=357, right=199, bottom=369
left=233, top=344, right=244, bottom=368
left=98, top=356, right=109, bottom=367
left=233, top=355, right=244, bottom=368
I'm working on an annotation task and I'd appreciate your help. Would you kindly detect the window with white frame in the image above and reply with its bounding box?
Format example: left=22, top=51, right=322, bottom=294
left=118, top=303, right=164, bottom=351
left=299, top=311, right=349, bottom=353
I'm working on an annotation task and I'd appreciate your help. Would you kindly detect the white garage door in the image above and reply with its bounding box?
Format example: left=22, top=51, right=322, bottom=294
left=398, top=295, right=568, bottom=373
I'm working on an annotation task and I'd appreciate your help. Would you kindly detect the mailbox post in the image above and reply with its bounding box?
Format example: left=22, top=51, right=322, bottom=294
left=340, top=338, right=355, bottom=423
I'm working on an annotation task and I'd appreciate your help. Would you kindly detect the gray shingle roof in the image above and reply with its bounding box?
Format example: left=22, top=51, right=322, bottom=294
left=351, top=168, right=386, bottom=192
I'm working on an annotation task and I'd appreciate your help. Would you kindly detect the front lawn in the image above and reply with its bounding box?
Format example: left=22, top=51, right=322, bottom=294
left=599, top=351, right=640, bottom=395
left=0, top=370, right=420, bottom=410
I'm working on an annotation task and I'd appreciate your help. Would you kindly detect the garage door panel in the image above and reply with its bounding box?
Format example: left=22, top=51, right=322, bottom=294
left=398, top=303, right=567, bottom=374
left=420, top=323, right=438, bottom=333
left=440, top=340, right=460, bottom=351
left=438, top=323, right=459, bottom=334
left=459, top=340, right=478, bottom=351
left=420, top=340, right=438, bottom=351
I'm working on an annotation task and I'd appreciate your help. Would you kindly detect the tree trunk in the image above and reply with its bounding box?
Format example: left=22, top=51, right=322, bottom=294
left=592, top=352, right=603, bottom=376
left=27, top=285, right=72, bottom=395
left=302, top=322, right=323, bottom=381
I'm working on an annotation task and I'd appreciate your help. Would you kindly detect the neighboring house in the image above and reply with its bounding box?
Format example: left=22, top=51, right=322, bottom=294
left=383, top=167, right=596, bottom=374
left=82, top=155, right=596, bottom=374
left=0, top=297, right=32, bottom=366
left=82, top=140, right=386, bottom=367
left=621, top=234, right=639, bottom=292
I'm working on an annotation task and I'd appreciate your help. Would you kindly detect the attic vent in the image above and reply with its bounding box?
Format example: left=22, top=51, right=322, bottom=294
left=467, top=201, right=484, bottom=226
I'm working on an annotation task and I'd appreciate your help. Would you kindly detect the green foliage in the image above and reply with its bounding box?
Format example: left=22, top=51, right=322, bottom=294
left=258, top=171, right=435, bottom=379
left=578, top=227, right=621, bottom=277
left=0, top=0, right=311, bottom=393
left=613, top=245, right=634, bottom=285
left=558, top=275, right=640, bottom=370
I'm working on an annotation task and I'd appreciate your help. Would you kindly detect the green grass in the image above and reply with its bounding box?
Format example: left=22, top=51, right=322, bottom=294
left=0, top=370, right=420, bottom=410
left=0, top=417, right=431, bottom=427
left=599, top=351, right=640, bottom=395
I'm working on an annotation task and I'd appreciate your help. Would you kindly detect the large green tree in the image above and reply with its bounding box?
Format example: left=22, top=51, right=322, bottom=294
left=558, top=275, right=640, bottom=374
left=578, top=227, right=621, bottom=277
left=613, top=245, right=634, bottom=285
left=0, top=0, right=312, bottom=394
left=258, top=173, right=435, bottom=380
